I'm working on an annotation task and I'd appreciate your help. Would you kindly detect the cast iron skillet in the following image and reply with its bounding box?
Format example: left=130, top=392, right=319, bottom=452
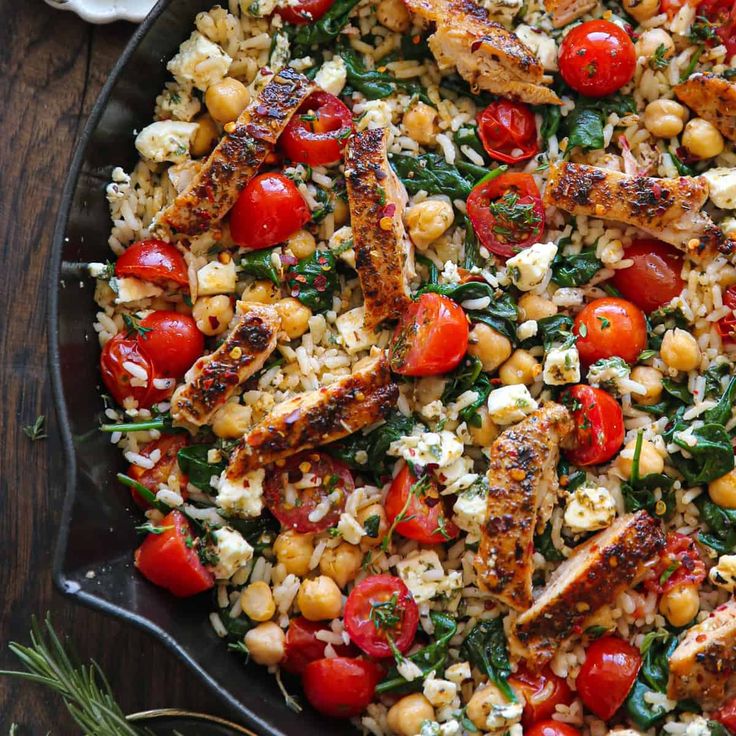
left=48, top=3, right=353, bottom=733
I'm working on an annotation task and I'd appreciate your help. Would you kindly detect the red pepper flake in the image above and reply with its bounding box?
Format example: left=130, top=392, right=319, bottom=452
left=295, top=274, right=308, bottom=283
left=281, top=253, right=298, bottom=266
left=313, top=274, right=328, bottom=292
left=291, top=287, right=301, bottom=297
left=383, top=203, right=396, bottom=218
left=652, top=182, right=662, bottom=199
left=471, top=39, right=482, bottom=53
left=208, top=316, right=220, bottom=329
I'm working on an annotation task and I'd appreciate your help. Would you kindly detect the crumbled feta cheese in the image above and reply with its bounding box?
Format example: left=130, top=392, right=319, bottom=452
left=388, top=430, right=464, bottom=469
left=269, top=32, right=290, bottom=72
left=564, top=484, right=616, bottom=533
left=453, top=483, right=488, bottom=539
left=315, top=56, right=347, bottom=96
left=423, top=676, right=458, bottom=707
left=167, top=31, right=233, bottom=91
left=156, top=82, right=201, bottom=122
left=516, top=319, right=538, bottom=341
left=445, top=662, right=471, bottom=684
left=543, top=345, right=581, bottom=386
left=336, top=512, right=365, bottom=545
left=703, top=167, right=736, bottom=210
left=336, top=307, right=379, bottom=354
left=249, top=0, right=279, bottom=17
left=197, top=260, right=237, bottom=295
left=135, top=120, right=198, bottom=164
left=710, top=553, right=736, bottom=591
left=683, top=716, right=717, bottom=736
left=113, top=276, right=163, bottom=304
left=487, top=384, right=538, bottom=425
left=395, top=550, right=462, bottom=603
left=328, top=225, right=355, bottom=268
left=514, top=25, right=558, bottom=70
left=397, top=657, right=424, bottom=681
left=210, top=526, right=254, bottom=579
left=439, top=722, right=461, bottom=736
left=356, top=99, right=393, bottom=130
left=506, top=241, right=557, bottom=292
left=216, top=468, right=265, bottom=518
left=485, top=700, right=523, bottom=732
left=88, top=262, right=109, bottom=278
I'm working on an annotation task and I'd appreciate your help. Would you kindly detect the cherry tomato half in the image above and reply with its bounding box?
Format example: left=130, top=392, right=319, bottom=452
left=562, top=385, right=625, bottom=467
left=280, top=92, right=354, bottom=167
left=302, top=657, right=383, bottom=718
left=280, top=0, right=335, bottom=24
left=697, top=0, right=736, bottom=58
left=127, top=434, right=189, bottom=509
left=134, top=510, right=214, bottom=597
left=230, top=172, right=310, bottom=250
left=718, top=285, right=736, bottom=344
left=282, top=616, right=355, bottom=675
left=558, top=20, right=636, bottom=98
left=713, top=695, right=736, bottom=733
left=573, top=297, right=647, bottom=365
left=389, top=293, right=469, bottom=376
left=466, top=172, right=545, bottom=258
left=137, top=311, right=204, bottom=379
left=477, top=99, right=539, bottom=164
left=509, top=666, right=574, bottom=728
left=526, top=721, right=581, bottom=736
left=576, top=636, right=642, bottom=720
left=263, top=451, right=354, bottom=533
left=611, top=239, right=684, bottom=314
left=115, top=239, right=189, bottom=287
left=385, top=464, right=460, bottom=544
left=645, top=531, right=706, bottom=595
left=344, top=574, right=419, bottom=658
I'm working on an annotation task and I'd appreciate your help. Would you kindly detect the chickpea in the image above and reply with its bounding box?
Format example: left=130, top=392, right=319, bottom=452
left=333, top=196, right=349, bottom=227
left=241, top=279, right=280, bottom=305
left=356, top=503, right=388, bottom=548
left=709, top=468, right=736, bottom=509
left=414, top=376, right=446, bottom=406
left=387, top=694, right=435, bottom=736
left=468, top=405, right=499, bottom=447
left=297, top=576, right=343, bottom=621
left=622, top=0, right=659, bottom=22
left=616, top=438, right=664, bottom=479
left=212, top=402, right=251, bottom=439
left=273, top=531, right=314, bottom=576
left=240, top=581, right=276, bottom=622
left=630, top=366, right=664, bottom=406
left=319, top=542, right=363, bottom=588
left=682, top=118, right=724, bottom=159
left=376, top=0, right=411, bottom=32
left=468, top=323, right=512, bottom=373
left=518, top=292, right=557, bottom=322
left=402, top=102, right=439, bottom=147
left=192, top=295, right=233, bottom=336
left=405, top=200, right=455, bottom=250
left=244, top=622, right=285, bottom=666
left=205, top=77, right=251, bottom=124
left=636, top=29, right=675, bottom=60
left=644, top=99, right=688, bottom=139
left=288, top=230, right=317, bottom=260
left=498, top=349, right=540, bottom=386
left=275, top=297, right=312, bottom=339
left=466, top=684, right=512, bottom=732
left=191, top=114, right=219, bottom=157
left=659, top=583, right=700, bottom=627
left=660, top=328, right=701, bottom=372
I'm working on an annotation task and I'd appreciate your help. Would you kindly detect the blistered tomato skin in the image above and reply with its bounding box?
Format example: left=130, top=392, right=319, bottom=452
left=509, top=666, right=574, bottom=727
left=477, top=99, right=539, bottom=164
left=302, top=657, right=383, bottom=718
left=114, top=239, right=189, bottom=286
left=138, top=311, right=204, bottom=378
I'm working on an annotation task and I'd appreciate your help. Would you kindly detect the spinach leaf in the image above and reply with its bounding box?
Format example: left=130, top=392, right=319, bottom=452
left=438, top=75, right=495, bottom=107
left=286, top=250, right=339, bottom=313
left=669, top=148, right=695, bottom=177
left=620, top=432, right=675, bottom=516
left=219, top=608, right=253, bottom=643
left=662, top=378, right=693, bottom=405
left=534, top=523, right=565, bottom=562
left=287, top=0, right=361, bottom=56
left=463, top=217, right=481, bottom=270
left=177, top=445, right=226, bottom=491
left=454, top=126, right=488, bottom=162
left=665, top=420, right=734, bottom=486
left=460, top=619, right=516, bottom=702
left=416, top=254, right=439, bottom=285
left=626, top=633, right=678, bottom=729
left=241, top=247, right=280, bottom=285
left=227, top=514, right=280, bottom=553
left=522, top=314, right=575, bottom=351
left=551, top=248, right=602, bottom=287
left=390, top=153, right=478, bottom=199
left=442, top=356, right=491, bottom=428
left=704, top=375, right=736, bottom=426
left=539, top=105, right=561, bottom=140
left=400, top=32, right=431, bottom=60
left=697, top=496, right=736, bottom=554
left=566, top=107, right=605, bottom=153
left=704, top=361, right=732, bottom=398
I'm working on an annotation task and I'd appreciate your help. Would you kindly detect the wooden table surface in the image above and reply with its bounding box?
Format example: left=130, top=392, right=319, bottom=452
left=0, top=3, right=234, bottom=731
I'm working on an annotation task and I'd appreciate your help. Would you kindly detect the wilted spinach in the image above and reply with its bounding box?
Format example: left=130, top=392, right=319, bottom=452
left=626, top=632, right=678, bottom=728
left=454, top=126, right=488, bottom=162
left=539, top=105, right=561, bottom=141
left=463, top=217, right=481, bottom=270
left=551, top=248, right=602, bottom=287
left=697, top=496, right=736, bottom=554
left=521, top=314, right=574, bottom=352
left=227, top=514, right=280, bottom=553
left=563, top=95, right=636, bottom=154
left=534, top=523, right=565, bottom=562
left=177, top=445, right=226, bottom=491
left=621, top=432, right=675, bottom=517
left=241, top=247, right=280, bottom=285
left=704, top=376, right=736, bottom=425
left=416, top=254, right=439, bottom=285
left=287, top=0, right=361, bottom=56
left=442, top=356, right=491, bottom=428
left=460, top=618, right=515, bottom=702
left=664, top=416, right=734, bottom=486
left=286, top=250, right=339, bottom=313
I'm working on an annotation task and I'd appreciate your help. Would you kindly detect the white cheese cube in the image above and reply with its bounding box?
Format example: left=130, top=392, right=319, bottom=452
left=315, top=56, right=347, bottom=96
left=357, top=99, right=393, bottom=130
left=336, top=512, right=365, bottom=545
left=216, top=468, right=265, bottom=518
left=423, top=676, right=458, bottom=707
left=506, top=241, right=557, bottom=292
left=444, top=662, right=471, bottom=684
left=210, top=526, right=254, bottom=580
left=710, top=553, right=736, bottom=591
left=135, top=120, right=198, bottom=164
left=543, top=345, right=581, bottom=386
left=388, top=430, right=464, bottom=469
left=452, top=485, right=488, bottom=539
left=487, top=384, right=538, bottom=425
left=113, top=276, right=163, bottom=304
left=516, top=319, right=538, bottom=341
left=335, top=307, right=379, bottom=354
left=395, top=550, right=462, bottom=603
left=167, top=31, right=233, bottom=91
left=328, top=225, right=356, bottom=268
left=270, top=33, right=290, bottom=72
left=485, top=702, right=524, bottom=732
left=564, top=484, right=616, bottom=533
left=703, top=167, right=736, bottom=210
left=197, top=260, right=237, bottom=295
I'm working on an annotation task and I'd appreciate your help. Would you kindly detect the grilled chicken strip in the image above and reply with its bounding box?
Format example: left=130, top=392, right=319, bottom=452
left=475, top=402, right=573, bottom=612
left=345, top=129, right=413, bottom=329
left=404, top=0, right=561, bottom=105
left=513, top=511, right=665, bottom=668
left=224, top=354, right=398, bottom=476
left=675, top=73, right=736, bottom=143
left=544, top=0, right=597, bottom=27
left=544, top=161, right=729, bottom=256
left=171, top=304, right=280, bottom=428
left=668, top=599, right=736, bottom=707
left=159, top=67, right=315, bottom=236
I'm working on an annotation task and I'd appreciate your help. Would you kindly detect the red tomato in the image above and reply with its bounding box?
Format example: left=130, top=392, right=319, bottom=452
left=282, top=617, right=355, bottom=675
left=302, top=657, right=383, bottom=718
left=645, top=531, right=706, bottom=595
left=344, top=575, right=419, bottom=658
left=477, top=99, right=539, bottom=164
left=576, top=636, right=642, bottom=720
left=562, top=385, right=625, bottom=467
left=280, top=0, right=334, bottom=23
left=713, top=695, right=736, bottom=733
left=573, top=297, right=647, bottom=365
left=389, top=293, right=469, bottom=376
left=263, top=451, right=354, bottom=533
left=718, top=285, right=736, bottom=343
left=115, top=239, right=189, bottom=287
left=526, top=721, right=581, bottom=736
left=385, top=464, right=460, bottom=544
left=137, top=311, right=204, bottom=378
left=280, top=92, right=354, bottom=166
left=466, top=172, right=545, bottom=258
left=134, top=510, right=214, bottom=597
left=230, top=173, right=310, bottom=249
left=127, top=434, right=189, bottom=509
left=696, top=0, right=736, bottom=57
left=509, top=666, right=574, bottom=728
left=611, top=240, right=684, bottom=314
left=558, top=20, right=637, bottom=98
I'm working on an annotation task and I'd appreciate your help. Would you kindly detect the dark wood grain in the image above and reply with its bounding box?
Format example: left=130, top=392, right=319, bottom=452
left=0, top=4, right=231, bottom=731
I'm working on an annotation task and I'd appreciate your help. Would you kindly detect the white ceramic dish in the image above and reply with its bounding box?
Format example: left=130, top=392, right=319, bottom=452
left=44, top=0, right=156, bottom=23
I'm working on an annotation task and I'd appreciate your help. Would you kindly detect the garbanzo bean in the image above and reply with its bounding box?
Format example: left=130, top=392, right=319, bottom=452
left=405, top=200, right=454, bottom=250
left=660, top=328, right=701, bottom=372
left=616, top=438, right=664, bottom=479
left=682, top=118, right=724, bottom=159
left=241, top=279, right=280, bottom=305
left=356, top=503, right=388, bottom=548
left=709, top=468, right=736, bottom=509
left=297, top=576, right=342, bottom=620
left=631, top=366, right=664, bottom=406
left=622, top=0, right=659, bottom=23
left=273, top=531, right=314, bottom=576
left=276, top=297, right=312, bottom=339
left=498, top=349, right=540, bottom=386
left=319, top=542, right=363, bottom=588
left=386, top=694, right=435, bottom=736
left=240, top=581, right=276, bottom=622
left=518, top=293, right=557, bottom=321
left=468, top=406, right=499, bottom=446
left=191, top=114, right=219, bottom=157
left=636, top=29, right=675, bottom=60
left=644, top=99, right=688, bottom=139
left=205, top=77, right=250, bottom=124
left=192, top=295, right=233, bottom=336
left=212, top=402, right=251, bottom=439
left=288, top=230, right=317, bottom=260
left=376, top=0, right=411, bottom=32
left=659, top=583, right=700, bottom=627
left=244, top=622, right=285, bottom=666
left=467, top=323, right=512, bottom=373
left=402, top=102, right=439, bottom=146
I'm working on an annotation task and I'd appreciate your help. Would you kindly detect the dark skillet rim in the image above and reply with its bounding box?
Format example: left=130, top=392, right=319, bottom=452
left=47, top=2, right=267, bottom=730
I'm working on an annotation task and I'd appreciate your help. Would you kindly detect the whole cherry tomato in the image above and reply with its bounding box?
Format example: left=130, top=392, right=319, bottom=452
left=344, top=574, right=419, bottom=658
left=509, top=666, right=574, bottom=728
left=282, top=617, right=355, bottom=675
left=562, top=385, right=625, bottom=466
left=477, top=99, right=539, bottom=164
left=384, top=464, right=460, bottom=544
left=645, top=531, right=706, bottom=595
left=558, top=20, right=637, bottom=97
left=302, top=657, right=383, bottom=718
left=576, top=636, right=642, bottom=720
left=466, top=172, right=545, bottom=258
left=114, top=239, right=189, bottom=287
left=573, top=297, right=647, bottom=365
left=134, top=510, right=214, bottom=597
left=280, top=0, right=335, bottom=23
left=263, top=451, right=354, bottom=533
left=127, top=434, right=189, bottom=509
left=230, top=173, right=310, bottom=249
left=611, top=240, right=684, bottom=314
left=718, top=285, right=736, bottom=344
left=389, top=293, right=469, bottom=376
left=713, top=695, right=736, bottom=733
left=280, top=92, right=354, bottom=166
left=137, top=311, right=204, bottom=379
left=526, top=721, right=581, bottom=736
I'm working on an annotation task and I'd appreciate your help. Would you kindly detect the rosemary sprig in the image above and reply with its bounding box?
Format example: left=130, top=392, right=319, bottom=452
left=23, top=415, right=47, bottom=441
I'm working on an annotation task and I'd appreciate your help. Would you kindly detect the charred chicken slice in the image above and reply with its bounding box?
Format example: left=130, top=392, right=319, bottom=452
left=675, top=73, right=736, bottom=143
